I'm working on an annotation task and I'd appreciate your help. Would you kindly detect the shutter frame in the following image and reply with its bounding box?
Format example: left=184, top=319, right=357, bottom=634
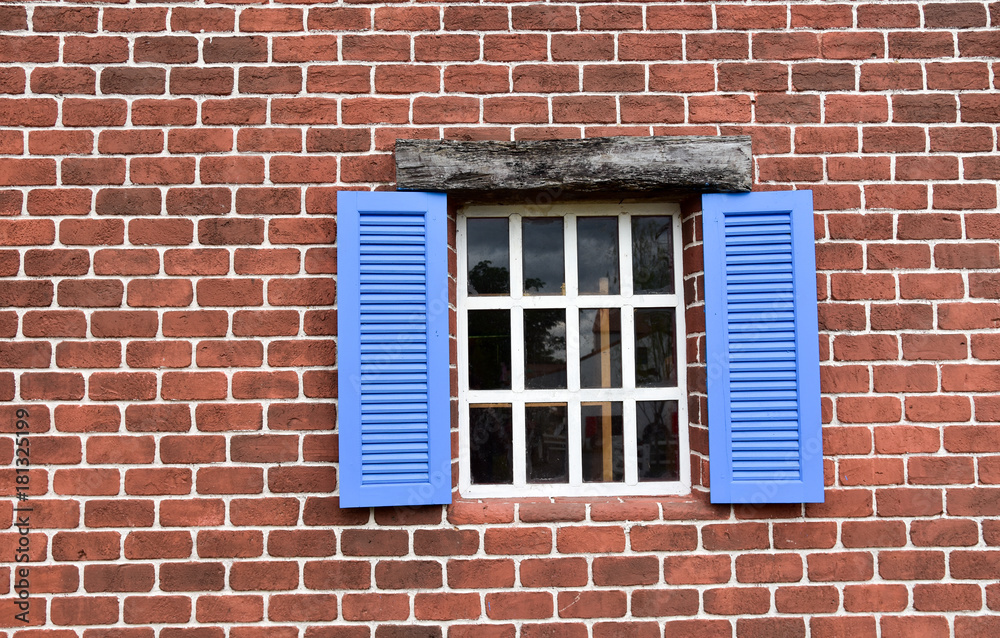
left=337, top=191, right=452, bottom=508
left=702, top=190, right=823, bottom=504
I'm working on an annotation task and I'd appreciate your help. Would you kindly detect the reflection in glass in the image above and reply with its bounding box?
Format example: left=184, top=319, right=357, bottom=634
left=582, top=402, right=623, bottom=483
left=526, top=404, right=568, bottom=483
left=522, top=218, right=564, bottom=295
left=524, top=309, right=566, bottom=389
left=467, top=218, right=510, bottom=296
left=577, top=217, right=620, bottom=295
left=470, top=405, right=513, bottom=484
left=634, top=308, right=677, bottom=387
left=579, top=308, right=621, bottom=389
left=637, top=400, right=679, bottom=481
left=632, top=216, right=674, bottom=294
left=468, top=310, right=511, bottom=390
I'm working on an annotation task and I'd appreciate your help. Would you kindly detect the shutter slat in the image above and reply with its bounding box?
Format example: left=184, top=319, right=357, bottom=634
left=703, top=191, right=823, bottom=504
left=338, top=191, right=452, bottom=508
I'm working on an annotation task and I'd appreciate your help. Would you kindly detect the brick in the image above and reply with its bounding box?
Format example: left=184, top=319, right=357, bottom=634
left=197, top=530, right=263, bottom=559
left=888, top=31, right=954, bottom=59
left=240, top=7, right=303, bottom=32
left=775, top=585, right=839, bottom=614
left=52, top=531, right=121, bottom=561
left=269, top=594, right=338, bottom=622
left=951, top=550, right=1000, bottom=579
left=484, top=592, right=552, bottom=620
left=204, top=36, right=267, bottom=63
left=87, top=435, right=154, bottom=464
left=618, top=34, right=682, bottom=61
left=663, top=555, right=731, bottom=585
left=703, top=587, right=769, bottom=615
left=170, top=68, right=234, bottom=96
left=876, top=488, right=943, bottom=517
left=160, top=499, right=225, bottom=527
left=755, top=32, right=820, bottom=61
left=343, top=593, right=410, bottom=621
left=807, top=552, right=874, bottom=582
left=910, top=456, right=975, bottom=485
left=51, top=596, right=119, bottom=626
left=689, top=95, right=752, bottom=123
left=197, top=341, right=263, bottom=368
left=520, top=557, right=587, bottom=588
left=342, top=34, right=409, bottom=62
left=445, top=559, right=514, bottom=590
left=56, top=341, right=120, bottom=369
left=54, top=404, right=116, bottom=433
left=304, top=560, right=372, bottom=590
left=307, top=65, right=370, bottom=93
left=874, top=426, right=940, bottom=454
left=878, top=550, right=946, bottom=580
left=84, top=564, right=155, bottom=593
left=202, top=98, right=267, bottom=125
left=124, top=467, right=192, bottom=496
left=842, top=584, right=907, bottom=613
left=160, top=562, right=225, bottom=592
left=735, top=554, right=802, bottom=583
left=911, top=519, right=979, bottom=547
left=649, top=64, right=715, bottom=93
left=842, top=520, right=907, bottom=548
left=21, top=372, right=85, bottom=400
left=122, top=595, right=191, bottom=624
left=376, top=560, right=442, bottom=590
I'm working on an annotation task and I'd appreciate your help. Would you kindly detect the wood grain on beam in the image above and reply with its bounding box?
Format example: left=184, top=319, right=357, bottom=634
left=395, top=136, right=752, bottom=195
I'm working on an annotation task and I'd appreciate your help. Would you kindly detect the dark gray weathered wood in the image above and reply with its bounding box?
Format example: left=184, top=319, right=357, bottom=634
left=395, top=136, right=751, bottom=195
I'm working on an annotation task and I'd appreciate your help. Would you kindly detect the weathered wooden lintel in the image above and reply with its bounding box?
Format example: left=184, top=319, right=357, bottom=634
left=395, top=136, right=752, bottom=198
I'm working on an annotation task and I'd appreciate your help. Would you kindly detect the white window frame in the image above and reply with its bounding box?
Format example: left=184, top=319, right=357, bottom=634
left=457, top=201, right=690, bottom=498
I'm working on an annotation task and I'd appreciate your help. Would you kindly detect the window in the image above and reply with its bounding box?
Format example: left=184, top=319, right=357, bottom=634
left=457, top=202, right=689, bottom=498
left=337, top=151, right=824, bottom=508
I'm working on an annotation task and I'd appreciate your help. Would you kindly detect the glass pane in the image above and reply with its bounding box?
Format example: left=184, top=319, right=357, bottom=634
left=582, top=402, right=623, bottom=483
left=522, top=218, right=564, bottom=295
left=634, top=308, right=677, bottom=387
left=470, top=405, right=513, bottom=484
left=468, top=310, right=511, bottom=390
left=524, top=309, right=566, bottom=390
left=579, top=308, right=622, bottom=389
left=526, top=404, right=568, bottom=483
left=632, top=216, right=675, bottom=294
left=637, top=400, right=680, bottom=481
left=467, top=217, right=510, bottom=296
left=577, top=217, right=620, bottom=295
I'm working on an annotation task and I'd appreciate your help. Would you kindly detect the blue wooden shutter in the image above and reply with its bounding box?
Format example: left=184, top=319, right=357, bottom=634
left=702, top=191, right=823, bottom=504
left=337, top=191, right=452, bottom=508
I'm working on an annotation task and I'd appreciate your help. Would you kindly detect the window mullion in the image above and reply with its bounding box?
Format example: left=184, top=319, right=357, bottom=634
left=619, top=214, right=633, bottom=298
left=622, top=397, right=638, bottom=485
left=568, top=396, right=582, bottom=486
left=512, top=396, right=526, bottom=487
left=510, top=213, right=523, bottom=300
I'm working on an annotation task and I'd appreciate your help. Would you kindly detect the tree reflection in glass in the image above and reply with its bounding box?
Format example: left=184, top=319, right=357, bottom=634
left=467, top=218, right=510, bottom=296
left=582, top=402, right=623, bottom=483
left=469, top=405, right=513, bottom=484
left=634, top=308, right=677, bottom=387
left=577, top=217, right=620, bottom=295
left=468, top=310, right=511, bottom=390
left=579, top=308, right=622, bottom=388
left=522, top=218, right=565, bottom=295
left=526, top=404, right=568, bottom=483
left=524, top=309, right=566, bottom=389
left=632, top=216, right=674, bottom=294
left=637, top=400, right=679, bottom=481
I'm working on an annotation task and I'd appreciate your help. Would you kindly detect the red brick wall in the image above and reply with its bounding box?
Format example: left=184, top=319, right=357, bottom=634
left=2, top=1, right=1000, bottom=636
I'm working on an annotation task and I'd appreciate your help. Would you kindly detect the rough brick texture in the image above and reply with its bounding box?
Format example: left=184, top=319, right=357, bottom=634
left=2, top=0, right=1000, bottom=635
